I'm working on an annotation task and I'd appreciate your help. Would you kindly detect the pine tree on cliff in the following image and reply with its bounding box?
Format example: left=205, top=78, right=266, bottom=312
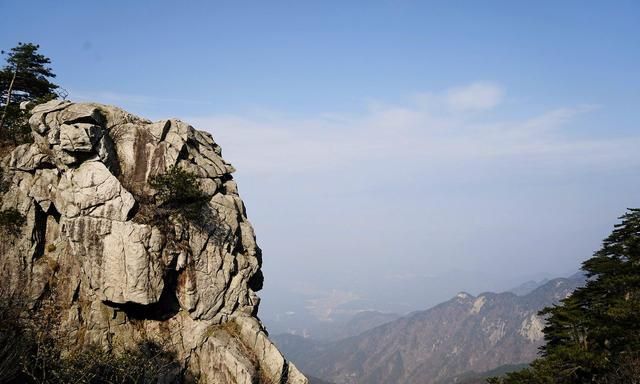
left=0, top=42, right=59, bottom=141
left=0, top=43, right=59, bottom=233
left=489, top=208, right=640, bottom=384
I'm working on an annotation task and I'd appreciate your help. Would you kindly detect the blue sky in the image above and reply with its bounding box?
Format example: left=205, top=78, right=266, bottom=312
left=2, top=1, right=639, bottom=333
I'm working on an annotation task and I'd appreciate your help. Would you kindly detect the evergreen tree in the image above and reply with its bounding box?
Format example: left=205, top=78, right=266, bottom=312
left=0, top=43, right=58, bottom=234
left=0, top=42, right=59, bottom=141
left=490, top=209, right=640, bottom=384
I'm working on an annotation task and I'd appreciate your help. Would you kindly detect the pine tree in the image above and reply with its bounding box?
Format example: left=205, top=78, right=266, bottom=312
left=490, top=209, right=640, bottom=384
left=0, top=42, right=59, bottom=141
left=0, top=43, right=59, bottom=234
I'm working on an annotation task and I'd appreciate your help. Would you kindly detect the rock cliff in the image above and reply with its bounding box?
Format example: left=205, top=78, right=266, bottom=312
left=0, top=100, right=308, bottom=384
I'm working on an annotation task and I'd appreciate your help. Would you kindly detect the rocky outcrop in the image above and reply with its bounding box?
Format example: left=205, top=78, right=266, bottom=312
left=0, top=100, right=307, bottom=384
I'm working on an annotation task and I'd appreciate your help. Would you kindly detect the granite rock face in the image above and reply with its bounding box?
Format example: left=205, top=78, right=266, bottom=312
left=0, top=100, right=307, bottom=384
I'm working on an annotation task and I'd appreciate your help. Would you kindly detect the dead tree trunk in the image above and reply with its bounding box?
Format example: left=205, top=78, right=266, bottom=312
left=0, top=67, right=18, bottom=134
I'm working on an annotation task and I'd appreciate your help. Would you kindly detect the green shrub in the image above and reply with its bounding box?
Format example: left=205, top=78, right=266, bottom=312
left=0, top=305, right=27, bottom=383
left=149, top=165, right=208, bottom=221
left=47, top=341, right=182, bottom=384
left=0, top=104, right=33, bottom=145
left=0, top=208, right=25, bottom=237
left=0, top=300, right=185, bottom=384
left=150, top=165, right=207, bottom=206
left=0, top=168, right=25, bottom=237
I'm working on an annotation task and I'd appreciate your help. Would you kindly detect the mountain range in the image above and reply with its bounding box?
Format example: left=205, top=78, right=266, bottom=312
left=274, top=273, right=585, bottom=384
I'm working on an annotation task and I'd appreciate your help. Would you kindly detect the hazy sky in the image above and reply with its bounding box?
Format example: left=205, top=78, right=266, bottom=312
left=2, top=1, right=639, bottom=332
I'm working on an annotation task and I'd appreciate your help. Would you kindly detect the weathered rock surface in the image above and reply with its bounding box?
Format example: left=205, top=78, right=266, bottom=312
left=0, top=100, right=307, bottom=384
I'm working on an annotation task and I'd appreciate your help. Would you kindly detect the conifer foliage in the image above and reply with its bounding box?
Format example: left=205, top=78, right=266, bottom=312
left=490, top=209, right=640, bottom=384
left=148, top=165, right=210, bottom=223
left=0, top=42, right=58, bottom=104
left=0, top=43, right=59, bottom=235
left=0, top=42, right=59, bottom=142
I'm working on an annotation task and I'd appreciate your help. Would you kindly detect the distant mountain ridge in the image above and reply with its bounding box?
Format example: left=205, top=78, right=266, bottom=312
left=508, top=279, right=550, bottom=296
left=275, top=274, right=585, bottom=384
left=320, top=310, right=401, bottom=341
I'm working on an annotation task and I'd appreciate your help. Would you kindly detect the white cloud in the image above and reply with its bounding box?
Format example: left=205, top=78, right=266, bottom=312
left=187, top=83, right=638, bottom=177
left=516, top=105, right=599, bottom=134
left=445, top=82, right=504, bottom=111
left=178, top=82, right=639, bottom=321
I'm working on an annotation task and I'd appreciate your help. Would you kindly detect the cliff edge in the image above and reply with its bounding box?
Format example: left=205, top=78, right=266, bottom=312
left=0, top=100, right=307, bottom=384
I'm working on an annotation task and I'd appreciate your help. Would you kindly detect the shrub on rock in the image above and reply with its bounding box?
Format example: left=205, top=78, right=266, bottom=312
left=149, top=165, right=209, bottom=221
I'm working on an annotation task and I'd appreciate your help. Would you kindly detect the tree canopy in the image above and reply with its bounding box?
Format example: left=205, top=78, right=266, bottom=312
left=490, top=208, right=640, bottom=384
left=148, top=165, right=209, bottom=223
left=0, top=43, right=59, bottom=234
left=0, top=42, right=58, bottom=104
left=0, top=42, right=59, bottom=142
